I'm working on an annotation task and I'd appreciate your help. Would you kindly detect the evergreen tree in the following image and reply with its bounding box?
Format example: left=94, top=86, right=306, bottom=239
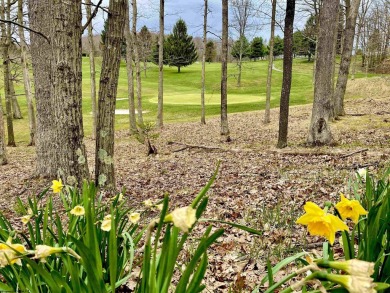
left=231, top=36, right=250, bottom=59
left=205, top=40, right=216, bottom=62
left=249, top=37, right=265, bottom=60
left=165, top=19, right=198, bottom=72
left=273, top=35, right=284, bottom=56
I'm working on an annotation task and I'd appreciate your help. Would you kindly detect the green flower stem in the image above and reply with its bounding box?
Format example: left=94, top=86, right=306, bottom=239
left=265, top=265, right=318, bottom=293
left=280, top=271, right=328, bottom=293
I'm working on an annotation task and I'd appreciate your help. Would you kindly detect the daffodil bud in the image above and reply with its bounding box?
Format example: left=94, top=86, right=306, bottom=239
left=164, top=206, right=196, bottom=233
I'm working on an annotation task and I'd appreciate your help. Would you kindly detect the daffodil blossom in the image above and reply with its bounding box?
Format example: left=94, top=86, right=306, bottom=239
left=143, top=199, right=153, bottom=207
left=296, top=202, right=348, bottom=245
left=34, top=245, right=64, bottom=262
left=70, top=205, right=85, bottom=216
left=318, top=259, right=374, bottom=277
left=0, top=238, right=27, bottom=267
left=357, top=168, right=367, bottom=178
left=325, top=273, right=375, bottom=293
left=164, top=206, right=197, bottom=233
left=335, top=194, right=368, bottom=223
left=101, top=215, right=112, bottom=231
left=51, top=179, right=64, bottom=193
left=21, top=214, right=32, bottom=225
left=129, top=212, right=140, bottom=224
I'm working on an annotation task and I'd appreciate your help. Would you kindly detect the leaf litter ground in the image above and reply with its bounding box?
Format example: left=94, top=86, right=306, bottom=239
left=0, top=77, right=389, bottom=292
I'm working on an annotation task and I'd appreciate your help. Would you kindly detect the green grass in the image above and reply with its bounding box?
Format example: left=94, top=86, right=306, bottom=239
left=1, top=56, right=378, bottom=144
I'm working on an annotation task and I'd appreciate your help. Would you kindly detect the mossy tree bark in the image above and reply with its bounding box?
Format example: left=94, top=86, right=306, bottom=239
left=95, top=0, right=127, bottom=190
left=276, top=0, right=295, bottom=149
left=307, top=0, right=340, bottom=146
left=221, top=0, right=230, bottom=138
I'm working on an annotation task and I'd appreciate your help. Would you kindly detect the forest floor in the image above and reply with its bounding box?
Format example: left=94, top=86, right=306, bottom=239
left=1, top=76, right=390, bottom=292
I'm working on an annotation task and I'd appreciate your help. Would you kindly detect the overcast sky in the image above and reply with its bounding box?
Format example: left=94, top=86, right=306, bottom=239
left=90, top=0, right=304, bottom=42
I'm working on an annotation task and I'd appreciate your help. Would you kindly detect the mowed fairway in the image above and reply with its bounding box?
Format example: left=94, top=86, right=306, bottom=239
left=4, top=57, right=373, bottom=143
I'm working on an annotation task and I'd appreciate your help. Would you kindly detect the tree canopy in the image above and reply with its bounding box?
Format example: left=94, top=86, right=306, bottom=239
left=205, top=41, right=216, bottom=62
left=249, top=37, right=265, bottom=60
left=231, top=36, right=250, bottom=59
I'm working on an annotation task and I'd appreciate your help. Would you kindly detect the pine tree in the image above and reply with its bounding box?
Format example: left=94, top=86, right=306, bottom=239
left=249, top=37, right=265, bottom=60
left=165, top=19, right=197, bottom=73
left=205, top=41, right=216, bottom=62
left=231, top=36, right=250, bottom=59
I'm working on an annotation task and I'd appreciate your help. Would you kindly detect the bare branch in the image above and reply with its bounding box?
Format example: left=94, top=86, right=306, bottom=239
left=0, top=18, right=50, bottom=43
left=82, top=0, right=104, bottom=33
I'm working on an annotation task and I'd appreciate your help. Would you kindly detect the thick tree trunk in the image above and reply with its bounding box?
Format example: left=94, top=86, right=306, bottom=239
left=125, top=3, right=137, bottom=134
left=221, top=0, right=230, bottom=137
left=85, top=0, right=97, bottom=139
left=10, top=80, right=23, bottom=119
left=0, top=93, right=6, bottom=165
left=51, top=0, right=89, bottom=184
left=307, top=0, right=339, bottom=146
left=1, top=0, right=16, bottom=147
left=277, top=0, right=295, bottom=149
left=264, top=0, right=276, bottom=124
left=18, top=0, right=36, bottom=146
left=201, top=0, right=207, bottom=125
left=157, top=0, right=164, bottom=128
left=28, top=0, right=57, bottom=177
left=95, top=0, right=127, bottom=190
left=132, top=0, right=143, bottom=125
left=334, top=0, right=361, bottom=117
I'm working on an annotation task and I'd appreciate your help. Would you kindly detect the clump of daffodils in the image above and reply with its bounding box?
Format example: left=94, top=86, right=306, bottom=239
left=0, top=238, right=27, bottom=267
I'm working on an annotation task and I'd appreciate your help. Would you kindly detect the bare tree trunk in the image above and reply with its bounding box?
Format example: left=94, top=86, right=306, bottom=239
left=85, top=0, right=97, bottom=139
left=157, top=0, right=164, bottom=128
left=0, top=93, right=6, bottom=165
left=10, top=80, right=23, bottom=119
left=18, top=0, right=36, bottom=146
left=51, top=0, right=89, bottom=184
left=95, top=0, right=127, bottom=190
left=307, top=0, right=339, bottom=146
left=264, top=0, right=276, bottom=124
left=221, top=0, right=230, bottom=138
left=125, top=3, right=137, bottom=134
left=329, top=3, right=340, bottom=120
left=237, top=52, right=242, bottom=87
left=201, top=0, right=207, bottom=125
left=277, top=0, right=295, bottom=149
left=132, top=0, right=143, bottom=125
left=334, top=0, right=361, bottom=116
left=0, top=0, right=15, bottom=147
left=28, top=0, right=57, bottom=177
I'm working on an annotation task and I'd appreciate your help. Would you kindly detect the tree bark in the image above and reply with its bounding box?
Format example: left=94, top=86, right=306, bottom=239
left=307, top=0, right=339, bottom=146
left=221, top=0, right=230, bottom=137
left=264, top=0, right=276, bottom=124
left=201, top=0, right=207, bottom=125
left=10, top=80, right=23, bottom=119
left=157, top=0, right=164, bottom=128
left=0, top=0, right=16, bottom=147
left=51, top=0, right=89, bottom=184
left=18, top=0, right=36, bottom=146
left=0, top=93, right=6, bottom=165
left=125, top=3, right=137, bottom=134
left=334, top=0, right=361, bottom=117
left=28, top=0, right=57, bottom=177
left=85, top=0, right=97, bottom=139
left=330, top=3, right=340, bottom=120
left=132, top=0, right=143, bottom=125
left=276, top=0, right=295, bottom=149
left=95, top=0, right=127, bottom=190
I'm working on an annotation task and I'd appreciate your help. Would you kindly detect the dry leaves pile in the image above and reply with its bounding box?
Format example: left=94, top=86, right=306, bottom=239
left=0, top=77, right=389, bottom=292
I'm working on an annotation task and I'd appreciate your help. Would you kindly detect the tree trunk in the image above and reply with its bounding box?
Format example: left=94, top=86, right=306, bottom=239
left=264, top=0, right=276, bottom=124
left=0, top=0, right=16, bottom=147
left=10, top=80, right=23, bottom=119
left=85, top=0, right=97, bottom=139
left=132, top=0, right=143, bottom=125
left=28, top=0, right=57, bottom=177
left=95, top=0, right=127, bottom=190
left=125, top=3, right=137, bottom=134
left=330, top=3, right=340, bottom=120
left=157, top=0, right=164, bottom=128
left=276, top=0, right=295, bottom=149
left=237, top=53, right=242, bottom=87
left=307, top=0, right=339, bottom=146
left=201, top=0, right=207, bottom=125
left=18, top=0, right=36, bottom=146
left=221, top=0, right=230, bottom=137
left=0, top=93, right=6, bottom=165
left=51, top=0, right=89, bottom=184
left=334, top=0, right=361, bottom=117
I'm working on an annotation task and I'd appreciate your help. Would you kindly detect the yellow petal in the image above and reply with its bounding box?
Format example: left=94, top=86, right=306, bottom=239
left=303, top=202, right=325, bottom=216
left=328, top=214, right=349, bottom=232
left=129, top=212, right=140, bottom=224
left=70, top=205, right=85, bottom=216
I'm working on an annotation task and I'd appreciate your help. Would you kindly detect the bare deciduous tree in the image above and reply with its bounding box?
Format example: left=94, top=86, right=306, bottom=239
left=201, top=0, right=208, bottom=125
left=132, top=0, right=143, bottom=125
left=157, top=0, right=164, bottom=128
left=221, top=0, right=230, bottom=138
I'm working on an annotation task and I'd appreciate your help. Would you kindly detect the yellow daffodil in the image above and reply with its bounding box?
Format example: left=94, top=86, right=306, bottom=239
left=34, top=245, right=64, bottom=262
left=164, top=206, right=197, bottom=233
left=143, top=199, right=153, bottom=207
left=325, top=273, right=375, bottom=293
left=296, top=202, right=348, bottom=245
left=70, top=205, right=85, bottom=216
left=21, top=214, right=32, bottom=225
left=335, top=194, right=368, bottom=223
left=51, top=179, right=64, bottom=193
left=101, top=215, right=112, bottom=231
left=0, top=238, right=27, bottom=267
left=129, top=212, right=140, bottom=224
